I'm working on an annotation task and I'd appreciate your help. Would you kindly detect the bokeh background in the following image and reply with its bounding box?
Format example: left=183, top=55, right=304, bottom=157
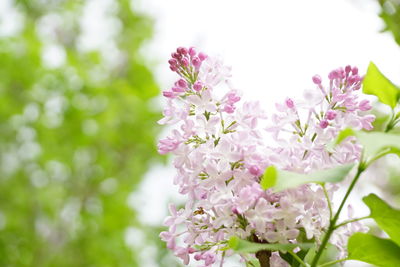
left=0, top=0, right=399, bottom=266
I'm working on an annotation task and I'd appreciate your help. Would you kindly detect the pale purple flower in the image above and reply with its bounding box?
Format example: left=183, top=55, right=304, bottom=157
left=158, top=48, right=371, bottom=266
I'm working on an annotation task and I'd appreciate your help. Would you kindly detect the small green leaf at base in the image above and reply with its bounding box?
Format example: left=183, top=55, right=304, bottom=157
left=260, top=166, right=277, bottom=190
left=348, top=233, right=400, bottom=267
left=363, top=62, right=400, bottom=108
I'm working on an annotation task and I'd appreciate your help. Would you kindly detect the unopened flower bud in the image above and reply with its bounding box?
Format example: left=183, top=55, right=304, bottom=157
left=168, top=59, right=178, bottom=66
left=163, top=91, right=175, bottom=98
left=198, top=52, right=207, bottom=61
left=181, top=58, right=189, bottom=67
left=188, top=47, right=196, bottom=57
left=177, top=79, right=188, bottom=88
left=326, top=110, right=337, bottom=120
left=319, top=120, right=329, bottom=129
left=312, top=75, right=322, bottom=85
left=285, top=98, right=294, bottom=109
left=171, top=52, right=181, bottom=59
left=345, top=65, right=351, bottom=74
left=231, top=207, right=240, bottom=215
left=188, top=247, right=196, bottom=254
left=172, top=87, right=185, bottom=93
left=193, top=81, right=203, bottom=91
left=177, top=47, right=188, bottom=55
left=192, top=57, right=201, bottom=68
left=328, top=70, right=338, bottom=80
left=249, top=165, right=262, bottom=176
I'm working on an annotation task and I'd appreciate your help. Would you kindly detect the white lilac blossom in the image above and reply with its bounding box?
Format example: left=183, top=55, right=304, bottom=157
left=158, top=47, right=374, bottom=266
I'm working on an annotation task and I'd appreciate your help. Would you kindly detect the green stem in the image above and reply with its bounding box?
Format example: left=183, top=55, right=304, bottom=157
left=288, top=250, right=308, bottom=267
left=384, top=110, right=400, bottom=132
left=322, top=184, right=333, bottom=220
left=318, top=258, right=348, bottom=267
left=334, top=216, right=371, bottom=230
left=365, top=148, right=392, bottom=167
left=310, top=162, right=365, bottom=267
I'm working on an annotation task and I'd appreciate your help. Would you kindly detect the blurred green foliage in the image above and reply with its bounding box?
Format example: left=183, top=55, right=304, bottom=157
left=378, top=0, right=400, bottom=46
left=0, top=0, right=174, bottom=266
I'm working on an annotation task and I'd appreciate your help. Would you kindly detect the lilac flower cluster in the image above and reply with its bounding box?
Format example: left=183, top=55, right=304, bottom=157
left=158, top=47, right=374, bottom=266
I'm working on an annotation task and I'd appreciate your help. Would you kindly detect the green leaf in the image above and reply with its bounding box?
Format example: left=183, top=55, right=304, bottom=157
left=363, top=194, right=400, bottom=246
left=363, top=62, right=400, bottom=108
left=260, top=166, right=277, bottom=190
left=332, top=129, right=400, bottom=159
left=348, top=233, right=400, bottom=267
left=228, top=236, right=313, bottom=254
left=246, top=258, right=261, bottom=267
left=333, top=128, right=356, bottom=146
left=279, top=249, right=309, bottom=267
left=357, top=131, right=400, bottom=158
left=261, top=164, right=354, bottom=191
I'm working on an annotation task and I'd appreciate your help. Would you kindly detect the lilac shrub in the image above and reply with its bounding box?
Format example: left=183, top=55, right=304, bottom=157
left=158, top=47, right=376, bottom=267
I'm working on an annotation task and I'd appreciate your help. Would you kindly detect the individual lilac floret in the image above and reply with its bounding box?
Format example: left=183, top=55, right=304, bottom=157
left=326, top=110, right=337, bottom=120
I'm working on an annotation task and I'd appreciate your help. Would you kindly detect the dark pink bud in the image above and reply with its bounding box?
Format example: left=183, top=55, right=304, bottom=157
left=177, top=79, right=187, bottom=88
left=249, top=165, right=261, bottom=176
left=181, top=57, right=189, bottom=67
left=163, top=91, right=175, bottom=98
left=231, top=207, right=240, bottom=215
left=193, top=81, right=203, bottom=91
left=194, top=254, right=202, bottom=261
left=312, top=75, right=322, bottom=84
left=192, top=57, right=201, bottom=68
left=338, top=68, right=345, bottom=79
left=319, top=120, right=329, bottom=129
left=172, top=87, right=185, bottom=93
left=188, top=247, right=196, bottom=254
left=198, top=52, right=207, bottom=61
left=348, top=75, right=361, bottom=86
left=353, top=75, right=361, bottom=83
left=326, top=110, right=337, bottom=120
left=171, top=52, right=181, bottom=59
left=188, top=47, right=196, bottom=57
left=285, top=98, right=294, bottom=109
left=169, top=65, right=178, bottom=72
left=177, top=47, right=188, bottom=55
left=352, top=66, right=358, bottom=75
left=328, top=70, right=338, bottom=80
left=168, top=58, right=178, bottom=66
left=345, top=65, right=351, bottom=74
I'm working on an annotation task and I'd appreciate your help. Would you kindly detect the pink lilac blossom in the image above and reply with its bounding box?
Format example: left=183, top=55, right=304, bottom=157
left=158, top=47, right=374, bottom=267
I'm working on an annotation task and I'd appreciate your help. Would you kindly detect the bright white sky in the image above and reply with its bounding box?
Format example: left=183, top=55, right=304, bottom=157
left=139, top=0, right=400, bottom=109
left=134, top=2, right=399, bottom=265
